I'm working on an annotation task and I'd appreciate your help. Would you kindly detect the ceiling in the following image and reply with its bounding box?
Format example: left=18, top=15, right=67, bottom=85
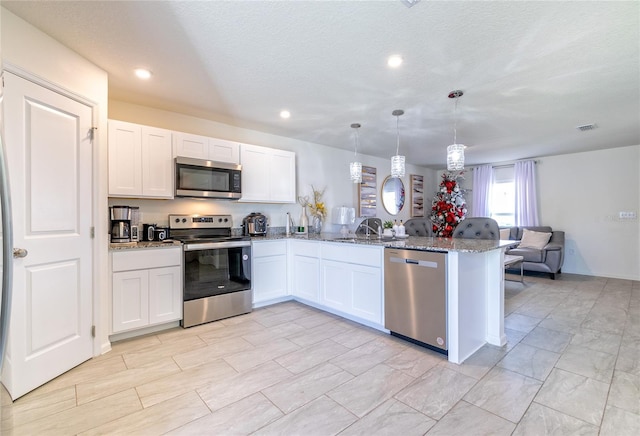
left=3, top=1, right=639, bottom=168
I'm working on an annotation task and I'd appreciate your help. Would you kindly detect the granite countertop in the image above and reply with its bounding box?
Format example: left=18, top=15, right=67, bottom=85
left=109, top=240, right=183, bottom=251
left=252, top=232, right=516, bottom=253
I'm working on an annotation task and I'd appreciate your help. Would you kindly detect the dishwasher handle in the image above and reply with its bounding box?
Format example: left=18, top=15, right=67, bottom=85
left=389, top=256, right=439, bottom=268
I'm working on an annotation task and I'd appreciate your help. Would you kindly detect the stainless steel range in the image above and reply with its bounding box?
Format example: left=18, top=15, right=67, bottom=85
left=169, top=214, right=252, bottom=328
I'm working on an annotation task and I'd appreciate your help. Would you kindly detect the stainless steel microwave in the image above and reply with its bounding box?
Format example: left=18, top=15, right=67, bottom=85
left=175, top=157, right=242, bottom=199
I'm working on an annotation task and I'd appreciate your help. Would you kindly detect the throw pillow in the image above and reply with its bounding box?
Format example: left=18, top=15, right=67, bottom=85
left=518, top=229, right=552, bottom=249
left=499, top=229, right=510, bottom=240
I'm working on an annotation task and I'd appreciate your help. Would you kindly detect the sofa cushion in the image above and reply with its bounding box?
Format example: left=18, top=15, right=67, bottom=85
left=516, top=226, right=553, bottom=240
left=508, top=247, right=546, bottom=263
left=519, top=229, right=552, bottom=249
left=499, top=228, right=510, bottom=240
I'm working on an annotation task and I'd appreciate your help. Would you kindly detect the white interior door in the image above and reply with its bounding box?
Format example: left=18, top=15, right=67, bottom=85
left=1, top=72, right=93, bottom=399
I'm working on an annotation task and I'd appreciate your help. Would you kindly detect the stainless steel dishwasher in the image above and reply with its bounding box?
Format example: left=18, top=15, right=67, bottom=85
left=384, top=248, right=447, bottom=354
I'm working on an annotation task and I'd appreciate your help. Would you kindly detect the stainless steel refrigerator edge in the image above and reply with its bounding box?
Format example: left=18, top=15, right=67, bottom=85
left=0, top=64, right=15, bottom=407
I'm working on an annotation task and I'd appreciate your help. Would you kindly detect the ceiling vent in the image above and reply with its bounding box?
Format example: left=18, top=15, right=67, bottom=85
left=576, top=123, right=597, bottom=131
left=400, top=0, right=420, bottom=8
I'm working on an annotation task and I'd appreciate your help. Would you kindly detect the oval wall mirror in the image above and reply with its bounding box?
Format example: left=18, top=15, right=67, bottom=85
left=381, top=176, right=405, bottom=215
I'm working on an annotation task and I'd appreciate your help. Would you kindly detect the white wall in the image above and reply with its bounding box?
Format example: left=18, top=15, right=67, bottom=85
left=108, top=100, right=436, bottom=232
left=537, top=145, right=639, bottom=280
left=1, top=8, right=111, bottom=354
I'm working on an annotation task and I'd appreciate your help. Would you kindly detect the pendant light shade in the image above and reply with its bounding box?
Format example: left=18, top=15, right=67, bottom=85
left=391, top=109, right=405, bottom=178
left=447, top=144, right=465, bottom=171
left=447, top=90, right=465, bottom=171
left=349, top=123, right=362, bottom=183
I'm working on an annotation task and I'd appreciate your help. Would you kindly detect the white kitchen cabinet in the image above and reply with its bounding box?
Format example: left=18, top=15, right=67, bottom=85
left=209, top=137, right=240, bottom=163
left=320, top=242, right=383, bottom=325
left=108, top=120, right=173, bottom=198
left=112, top=269, right=149, bottom=331
left=148, top=266, right=183, bottom=325
left=111, top=247, right=182, bottom=334
left=239, top=143, right=296, bottom=203
left=173, top=132, right=240, bottom=164
left=320, top=260, right=350, bottom=312
left=289, top=240, right=321, bottom=303
left=350, top=263, right=382, bottom=323
left=252, top=240, right=288, bottom=305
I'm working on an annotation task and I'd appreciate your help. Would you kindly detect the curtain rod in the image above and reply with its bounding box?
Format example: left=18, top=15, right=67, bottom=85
left=493, top=160, right=538, bottom=169
left=470, top=159, right=539, bottom=170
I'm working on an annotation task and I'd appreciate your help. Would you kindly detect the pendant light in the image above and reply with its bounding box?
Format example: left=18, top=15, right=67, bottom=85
left=349, top=123, right=362, bottom=183
left=391, top=109, right=405, bottom=178
left=447, top=90, right=465, bottom=171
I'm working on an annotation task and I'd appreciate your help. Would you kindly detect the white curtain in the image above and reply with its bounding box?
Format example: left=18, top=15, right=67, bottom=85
left=514, top=160, right=539, bottom=226
left=471, top=165, right=493, bottom=217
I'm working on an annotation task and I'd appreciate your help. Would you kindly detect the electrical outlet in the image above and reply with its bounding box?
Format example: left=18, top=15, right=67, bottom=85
left=619, top=211, right=637, bottom=219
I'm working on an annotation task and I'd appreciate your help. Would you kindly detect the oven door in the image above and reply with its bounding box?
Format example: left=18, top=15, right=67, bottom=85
left=183, top=242, right=251, bottom=301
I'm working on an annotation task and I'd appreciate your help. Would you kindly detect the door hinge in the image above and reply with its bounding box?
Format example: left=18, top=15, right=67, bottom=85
left=90, top=227, right=95, bottom=239
left=91, top=325, right=96, bottom=338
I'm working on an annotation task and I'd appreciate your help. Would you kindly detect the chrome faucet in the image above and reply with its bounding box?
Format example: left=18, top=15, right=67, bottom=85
left=359, top=224, right=381, bottom=239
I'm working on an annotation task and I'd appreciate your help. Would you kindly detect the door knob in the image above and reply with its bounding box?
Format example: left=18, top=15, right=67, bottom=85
left=13, top=248, right=28, bottom=258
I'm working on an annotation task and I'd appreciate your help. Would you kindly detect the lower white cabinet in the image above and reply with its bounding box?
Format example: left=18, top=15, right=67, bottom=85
left=252, top=240, right=288, bottom=304
left=111, top=248, right=182, bottom=334
left=250, top=239, right=383, bottom=327
left=350, top=263, right=383, bottom=323
left=320, top=243, right=383, bottom=325
left=289, top=240, right=321, bottom=303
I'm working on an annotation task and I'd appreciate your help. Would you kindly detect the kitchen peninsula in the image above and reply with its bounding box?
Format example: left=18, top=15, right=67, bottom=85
left=253, top=233, right=515, bottom=364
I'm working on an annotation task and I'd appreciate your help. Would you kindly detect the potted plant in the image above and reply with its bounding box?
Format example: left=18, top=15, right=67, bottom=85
left=383, top=220, right=394, bottom=237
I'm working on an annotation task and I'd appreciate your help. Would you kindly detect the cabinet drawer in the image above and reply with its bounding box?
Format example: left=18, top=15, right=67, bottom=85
left=112, top=248, right=182, bottom=272
left=252, top=240, right=287, bottom=257
left=321, top=243, right=382, bottom=267
left=289, top=239, right=320, bottom=257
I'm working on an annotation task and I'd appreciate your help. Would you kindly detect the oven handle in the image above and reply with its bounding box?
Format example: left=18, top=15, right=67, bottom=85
left=183, top=240, right=252, bottom=251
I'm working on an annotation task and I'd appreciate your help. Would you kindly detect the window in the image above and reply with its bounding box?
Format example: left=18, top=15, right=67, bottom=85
left=489, top=166, right=515, bottom=227
left=490, top=181, right=515, bottom=226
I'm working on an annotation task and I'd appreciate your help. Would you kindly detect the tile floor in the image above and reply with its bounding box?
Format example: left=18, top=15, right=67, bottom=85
left=1, top=273, right=639, bottom=435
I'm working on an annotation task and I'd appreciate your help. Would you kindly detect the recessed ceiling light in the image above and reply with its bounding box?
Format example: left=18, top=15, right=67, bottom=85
left=387, top=55, right=403, bottom=68
left=280, top=110, right=291, bottom=119
left=134, top=68, right=152, bottom=80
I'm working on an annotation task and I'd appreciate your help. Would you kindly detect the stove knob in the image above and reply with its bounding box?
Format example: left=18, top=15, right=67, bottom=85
left=174, top=218, right=180, bottom=223
left=218, top=218, right=223, bottom=223
left=182, top=218, right=187, bottom=223
left=224, top=218, right=229, bottom=222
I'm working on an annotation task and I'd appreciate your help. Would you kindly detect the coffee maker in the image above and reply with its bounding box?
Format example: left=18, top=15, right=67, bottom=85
left=110, top=206, right=132, bottom=243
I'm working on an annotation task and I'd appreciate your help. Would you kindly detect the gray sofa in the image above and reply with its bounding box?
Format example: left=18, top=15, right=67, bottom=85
left=503, top=226, right=565, bottom=279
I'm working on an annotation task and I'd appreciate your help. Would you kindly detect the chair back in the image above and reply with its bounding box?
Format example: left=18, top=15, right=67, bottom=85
left=404, top=218, right=433, bottom=236
left=452, top=217, right=500, bottom=240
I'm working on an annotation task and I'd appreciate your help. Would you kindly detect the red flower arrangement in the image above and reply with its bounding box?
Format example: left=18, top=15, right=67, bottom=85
left=430, top=172, right=467, bottom=237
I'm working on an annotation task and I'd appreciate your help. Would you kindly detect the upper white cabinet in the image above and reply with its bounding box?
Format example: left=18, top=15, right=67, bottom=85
left=173, top=132, right=240, bottom=164
left=108, top=120, right=173, bottom=198
left=240, top=143, right=296, bottom=203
